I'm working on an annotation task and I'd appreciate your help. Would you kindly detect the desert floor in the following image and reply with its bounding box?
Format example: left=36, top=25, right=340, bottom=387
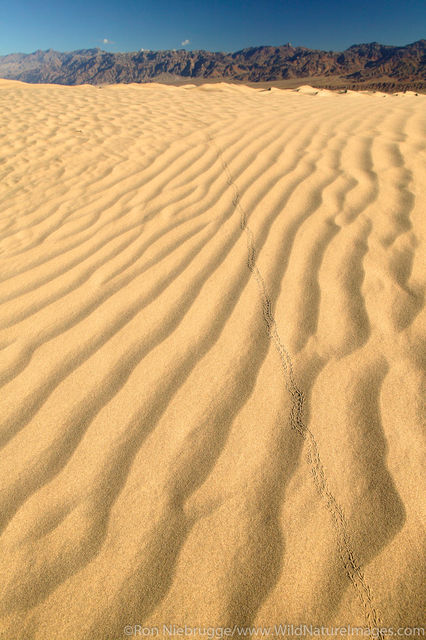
left=0, top=80, right=425, bottom=639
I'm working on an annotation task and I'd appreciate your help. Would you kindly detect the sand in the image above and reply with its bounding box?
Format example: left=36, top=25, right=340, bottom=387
left=0, top=79, right=425, bottom=639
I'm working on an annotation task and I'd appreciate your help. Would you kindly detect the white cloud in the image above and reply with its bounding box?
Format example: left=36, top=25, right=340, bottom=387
left=181, top=39, right=190, bottom=46
left=103, top=37, right=115, bottom=44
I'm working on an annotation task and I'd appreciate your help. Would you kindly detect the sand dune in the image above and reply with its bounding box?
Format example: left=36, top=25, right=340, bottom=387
left=0, top=79, right=425, bottom=639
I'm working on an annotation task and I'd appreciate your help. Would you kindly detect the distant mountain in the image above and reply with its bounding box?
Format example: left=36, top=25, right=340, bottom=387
left=0, top=40, right=425, bottom=92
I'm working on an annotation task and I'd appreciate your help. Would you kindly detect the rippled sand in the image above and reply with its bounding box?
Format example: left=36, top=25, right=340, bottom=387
left=0, top=79, right=425, bottom=639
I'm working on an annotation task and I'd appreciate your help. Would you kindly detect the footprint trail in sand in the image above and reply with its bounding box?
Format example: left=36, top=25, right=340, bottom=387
left=0, top=80, right=425, bottom=639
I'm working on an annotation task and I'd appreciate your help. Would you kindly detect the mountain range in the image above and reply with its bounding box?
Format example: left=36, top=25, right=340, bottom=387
left=0, top=40, right=425, bottom=92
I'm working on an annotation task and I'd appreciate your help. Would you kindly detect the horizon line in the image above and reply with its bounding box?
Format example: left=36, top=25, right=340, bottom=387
left=1, top=38, right=425, bottom=57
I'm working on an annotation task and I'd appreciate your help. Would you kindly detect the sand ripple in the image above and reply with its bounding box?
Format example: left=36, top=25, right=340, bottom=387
left=0, top=80, right=424, bottom=639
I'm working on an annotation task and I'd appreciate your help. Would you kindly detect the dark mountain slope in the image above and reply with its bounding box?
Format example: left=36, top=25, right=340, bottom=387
left=0, top=40, right=424, bottom=91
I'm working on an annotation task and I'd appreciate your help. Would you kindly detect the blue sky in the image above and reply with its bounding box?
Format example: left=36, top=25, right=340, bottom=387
left=0, top=0, right=425, bottom=56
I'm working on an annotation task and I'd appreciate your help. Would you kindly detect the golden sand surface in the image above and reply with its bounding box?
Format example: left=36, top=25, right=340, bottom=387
left=0, top=79, right=425, bottom=639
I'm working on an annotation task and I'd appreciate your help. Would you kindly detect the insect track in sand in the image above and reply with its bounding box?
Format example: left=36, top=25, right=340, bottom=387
left=206, top=130, right=385, bottom=638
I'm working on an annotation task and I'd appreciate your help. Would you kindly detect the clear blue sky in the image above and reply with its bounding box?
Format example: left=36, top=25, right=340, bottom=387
left=0, top=0, right=425, bottom=56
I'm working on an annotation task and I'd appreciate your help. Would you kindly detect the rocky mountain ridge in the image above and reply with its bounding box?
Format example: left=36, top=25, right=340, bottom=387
left=0, top=40, right=425, bottom=91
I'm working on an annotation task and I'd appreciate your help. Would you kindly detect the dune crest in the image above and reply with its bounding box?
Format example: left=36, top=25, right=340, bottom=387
left=0, top=82, right=424, bottom=639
